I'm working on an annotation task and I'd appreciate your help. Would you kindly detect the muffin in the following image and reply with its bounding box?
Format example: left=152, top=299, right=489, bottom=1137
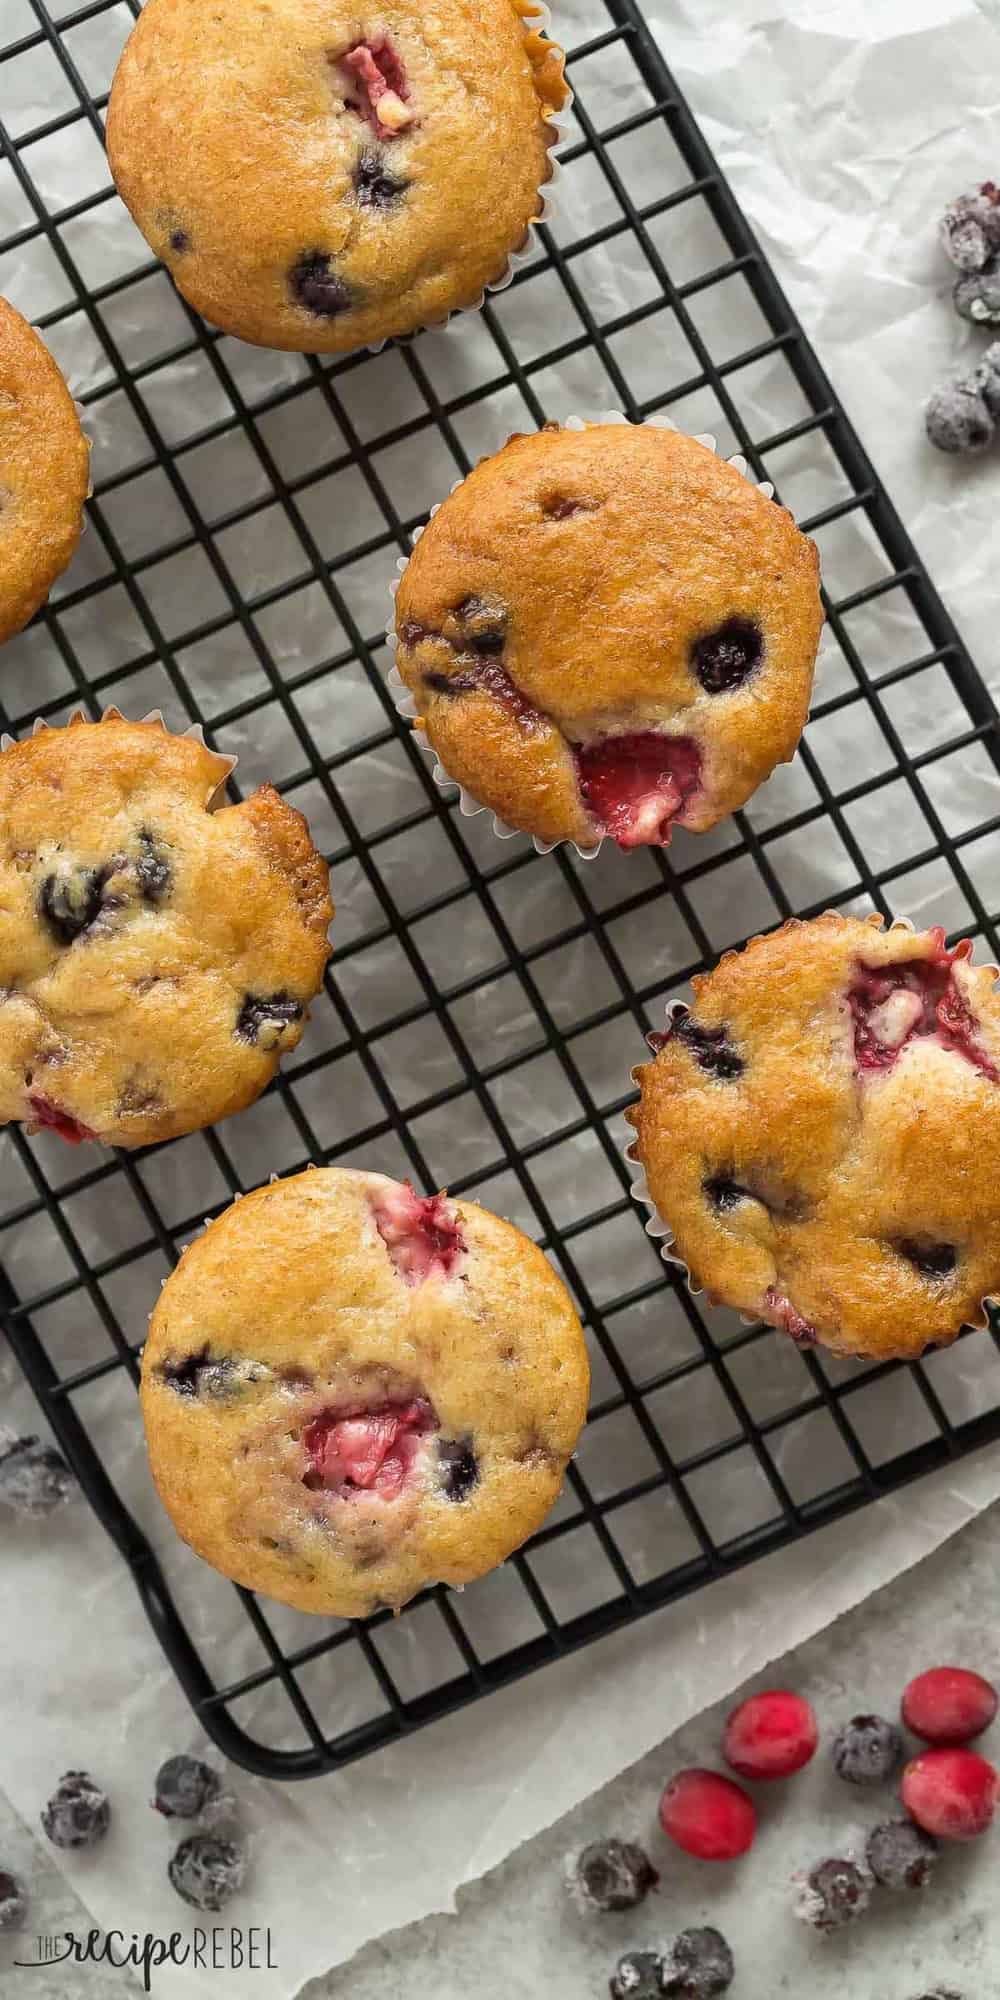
left=140, top=1168, right=591, bottom=1617
left=627, top=913, right=1000, bottom=1361
left=393, top=422, right=824, bottom=851
left=0, top=297, right=90, bottom=646
left=0, top=713, right=332, bottom=1148
left=105, top=0, right=566, bottom=353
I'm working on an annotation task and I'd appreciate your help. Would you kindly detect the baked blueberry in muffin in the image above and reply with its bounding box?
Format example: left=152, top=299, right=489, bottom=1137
left=140, top=1168, right=590, bottom=1617
left=0, top=297, right=90, bottom=647
left=0, top=714, right=332, bottom=1148
left=106, top=0, right=566, bottom=353
left=627, top=914, right=1000, bottom=1360
left=393, top=423, right=823, bottom=850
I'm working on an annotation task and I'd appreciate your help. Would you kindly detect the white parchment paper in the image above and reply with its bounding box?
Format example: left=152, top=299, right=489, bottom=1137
left=3, top=0, right=1000, bottom=1993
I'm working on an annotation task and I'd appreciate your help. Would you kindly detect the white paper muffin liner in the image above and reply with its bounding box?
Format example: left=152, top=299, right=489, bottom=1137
left=385, top=410, right=777, bottom=860
left=0, top=705, right=238, bottom=804
left=622, top=909, right=1000, bottom=1340
left=335, top=0, right=571, bottom=361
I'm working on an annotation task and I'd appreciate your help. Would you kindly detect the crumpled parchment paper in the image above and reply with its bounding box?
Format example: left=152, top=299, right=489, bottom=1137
left=3, top=0, right=1000, bottom=1992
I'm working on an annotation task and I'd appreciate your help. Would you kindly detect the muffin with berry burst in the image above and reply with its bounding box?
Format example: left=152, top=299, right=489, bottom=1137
left=0, top=713, right=331, bottom=1148
left=0, top=297, right=90, bottom=647
left=106, top=0, right=566, bottom=353
left=393, top=421, right=823, bottom=851
left=628, top=913, right=1000, bottom=1361
left=141, top=1167, right=590, bottom=1616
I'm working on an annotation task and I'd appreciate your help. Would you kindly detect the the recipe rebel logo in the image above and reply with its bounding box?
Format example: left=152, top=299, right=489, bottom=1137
left=12, top=1925, right=278, bottom=1989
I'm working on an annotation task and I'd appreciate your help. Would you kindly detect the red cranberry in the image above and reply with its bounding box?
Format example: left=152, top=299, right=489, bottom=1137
left=902, top=1668, right=998, bottom=1746
left=901, top=1748, right=1000, bottom=1841
left=723, top=1690, right=818, bottom=1781
left=574, top=732, right=702, bottom=849
left=26, top=1094, right=97, bottom=1145
left=658, top=1769, right=756, bottom=1861
left=371, top=1181, right=465, bottom=1285
left=303, top=1398, right=435, bottom=1502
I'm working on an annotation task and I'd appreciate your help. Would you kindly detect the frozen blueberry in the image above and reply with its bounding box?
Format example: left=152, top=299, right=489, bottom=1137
left=0, top=1435, right=77, bottom=1517
left=354, top=149, right=409, bottom=207
left=39, top=865, right=107, bottom=944
left=940, top=186, right=1000, bottom=271
left=571, top=1838, right=658, bottom=1913
left=438, top=1438, right=479, bottom=1502
left=154, top=1755, right=222, bottom=1820
left=972, top=340, right=1000, bottom=416
left=703, top=1175, right=746, bottom=1212
left=41, top=1772, right=110, bottom=1850
left=609, top=1952, right=665, bottom=2000
left=289, top=252, right=353, bottom=317
left=925, top=382, right=995, bottom=455
left=661, top=1926, right=734, bottom=1998
left=866, top=1818, right=939, bottom=1891
left=161, top=1346, right=238, bottom=1399
left=691, top=618, right=763, bottom=695
left=136, top=830, right=172, bottom=904
left=168, top=1833, right=247, bottom=1912
left=794, top=1857, right=872, bottom=1933
left=235, top=991, right=304, bottom=1047
left=954, top=259, right=1000, bottom=325
left=0, top=1871, right=27, bottom=1932
left=832, top=1713, right=904, bottom=1785
left=673, top=1016, right=745, bottom=1080
left=897, top=1240, right=957, bottom=1279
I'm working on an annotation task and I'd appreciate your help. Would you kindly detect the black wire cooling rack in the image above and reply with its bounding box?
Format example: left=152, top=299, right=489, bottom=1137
left=3, top=0, right=1000, bottom=1782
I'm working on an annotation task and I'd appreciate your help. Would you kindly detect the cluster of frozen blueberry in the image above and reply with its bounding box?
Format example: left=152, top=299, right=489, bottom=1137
left=0, top=1755, right=248, bottom=1932
left=927, top=183, right=1000, bottom=454
left=567, top=1666, right=998, bottom=1996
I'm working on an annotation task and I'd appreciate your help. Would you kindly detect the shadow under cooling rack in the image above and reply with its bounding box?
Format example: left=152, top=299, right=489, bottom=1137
left=3, top=0, right=1000, bottom=1776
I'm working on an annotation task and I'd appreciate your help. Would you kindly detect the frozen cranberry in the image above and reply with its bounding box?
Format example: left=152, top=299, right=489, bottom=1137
left=575, top=733, right=702, bottom=849
left=289, top=252, right=353, bottom=317
left=902, top=1748, right=999, bottom=1840
left=372, top=1180, right=465, bottom=1284
left=691, top=618, right=763, bottom=695
left=658, top=1769, right=756, bottom=1861
left=902, top=1668, right=998, bottom=1746
left=303, top=1398, right=435, bottom=1502
left=723, top=1690, right=818, bottom=1781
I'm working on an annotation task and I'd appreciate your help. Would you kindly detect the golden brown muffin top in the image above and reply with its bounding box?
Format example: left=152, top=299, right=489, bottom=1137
left=395, top=424, right=823, bottom=849
left=107, top=0, right=566, bottom=352
left=0, top=296, right=90, bottom=647
left=141, top=1167, right=590, bottom=1617
left=0, top=714, right=332, bottom=1148
left=629, top=913, right=1000, bottom=1362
